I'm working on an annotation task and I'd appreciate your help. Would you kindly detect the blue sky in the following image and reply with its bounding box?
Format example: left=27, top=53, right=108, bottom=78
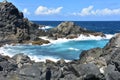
left=1, top=0, right=120, bottom=21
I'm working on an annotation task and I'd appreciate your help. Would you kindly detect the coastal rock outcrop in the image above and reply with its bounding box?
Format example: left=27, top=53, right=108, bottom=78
left=0, top=2, right=47, bottom=45
left=79, top=33, right=120, bottom=80
left=48, top=21, right=105, bottom=39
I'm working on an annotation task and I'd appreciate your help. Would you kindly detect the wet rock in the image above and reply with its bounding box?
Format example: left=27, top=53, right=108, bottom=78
left=31, top=38, right=50, bottom=45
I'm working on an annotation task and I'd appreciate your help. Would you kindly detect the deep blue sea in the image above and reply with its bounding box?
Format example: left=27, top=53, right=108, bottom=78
left=33, top=21, right=120, bottom=34
left=0, top=21, right=120, bottom=62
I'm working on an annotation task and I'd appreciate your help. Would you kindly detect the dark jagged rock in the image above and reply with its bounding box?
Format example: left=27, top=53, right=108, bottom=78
left=0, top=61, right=17, bottom=72
left=101, top=33, right=120, bottom=58
left=78, top=33, right=120, bottom=80
left=0, top=2, right=47, bottom=45
left=0, top=2, right=29, bottom=43
left=48, top=21, right=105, bottom=39
left=0, top=54, right=8, bottom=62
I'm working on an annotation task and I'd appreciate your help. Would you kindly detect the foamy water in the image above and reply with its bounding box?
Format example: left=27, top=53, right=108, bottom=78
left=39, top=26, right=53, bottom=30
left=0, top=34, right=114, bottom=62
left=40, top=34, right=113, bottom=44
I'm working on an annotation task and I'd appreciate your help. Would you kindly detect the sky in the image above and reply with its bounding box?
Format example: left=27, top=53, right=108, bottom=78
left=1, top=0, right=120, bottom=21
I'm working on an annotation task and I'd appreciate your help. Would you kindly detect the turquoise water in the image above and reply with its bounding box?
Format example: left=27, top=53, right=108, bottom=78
left=0, top=39, right=109, bottom=60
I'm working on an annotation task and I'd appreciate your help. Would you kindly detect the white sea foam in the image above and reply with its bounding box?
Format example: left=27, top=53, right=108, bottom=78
left=29, top=55, right=70, bottom=62
left=0, top=45, right=71, bottom=62
left=40, top=34, right=114, bottom=44
left=68, top=47, right=79, bottom=51
left=0, top=47, right=13, bottom=57
left=105, top=34, right=114, bottom=39
left=39, top=26, right=53, bottom=30
left=0, top=49, right=71, bottom=62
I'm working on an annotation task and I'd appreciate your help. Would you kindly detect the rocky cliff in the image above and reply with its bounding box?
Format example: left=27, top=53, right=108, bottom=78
left=0, top=2, right=47, bottom=45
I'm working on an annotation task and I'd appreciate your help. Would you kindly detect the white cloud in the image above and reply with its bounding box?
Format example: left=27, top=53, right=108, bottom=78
left=22, top=8, right=30, bottom=15
left=35, top=6, right=63, bottom=15
left=73, top=5, right=120, bottom=16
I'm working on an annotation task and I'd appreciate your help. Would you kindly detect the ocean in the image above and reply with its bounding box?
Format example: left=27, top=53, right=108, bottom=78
left=0, top=21, right=120, bottom=62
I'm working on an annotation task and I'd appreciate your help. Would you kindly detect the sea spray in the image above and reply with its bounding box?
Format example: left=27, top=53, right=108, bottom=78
left=39, top=26, right=53, bottom=30
left=40, top=34, right=114, bottom=44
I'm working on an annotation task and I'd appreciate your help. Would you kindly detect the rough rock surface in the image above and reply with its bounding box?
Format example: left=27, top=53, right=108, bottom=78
left=48, top=21, right=105, bottom=39
left=79, top=33, right=120, bottom=80
left=0, top=53, right=102, bottom=80
left=0, top=2, right=47, bottom=45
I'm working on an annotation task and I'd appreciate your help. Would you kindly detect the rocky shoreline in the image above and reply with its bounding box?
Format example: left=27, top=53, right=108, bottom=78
left=0, top=33, right=120, bottom=80
left=0, top=1, right=120, bottom=80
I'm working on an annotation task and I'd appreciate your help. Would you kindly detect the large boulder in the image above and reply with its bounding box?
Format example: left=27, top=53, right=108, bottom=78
left=62, top=63, right=101, bottom=80
left=18, top=65, right=42, bottom=80
left=73, top=63, right=100, bottom=77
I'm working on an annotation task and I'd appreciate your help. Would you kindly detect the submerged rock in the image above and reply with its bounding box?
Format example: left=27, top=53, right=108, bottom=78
left=31, top=38, right=50, bottom=45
